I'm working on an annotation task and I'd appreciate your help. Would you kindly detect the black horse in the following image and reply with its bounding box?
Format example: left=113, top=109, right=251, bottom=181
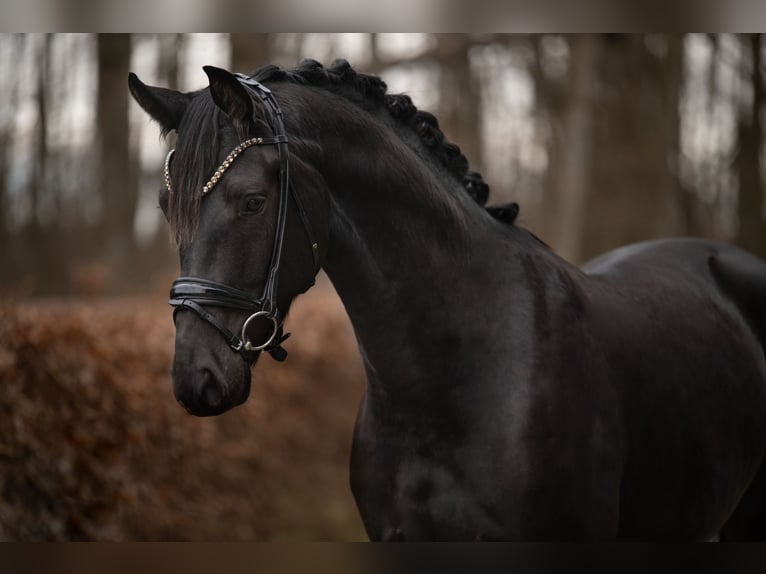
left=129, top=59, right=766, bottom=541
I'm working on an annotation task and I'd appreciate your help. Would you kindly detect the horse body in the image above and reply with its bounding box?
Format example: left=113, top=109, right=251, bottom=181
left=297, top=82, right=766, bottom=539
left=128, top=60, right=766, bottom=540
left=339, top=219, right=766, bottom=539
left=583, top=240, right=766, bottom=540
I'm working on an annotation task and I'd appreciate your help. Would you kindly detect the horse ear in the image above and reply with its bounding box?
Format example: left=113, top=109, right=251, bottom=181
left=128, top=72, right=191, bottom=135
left=203, top=65, right=254, bottom=129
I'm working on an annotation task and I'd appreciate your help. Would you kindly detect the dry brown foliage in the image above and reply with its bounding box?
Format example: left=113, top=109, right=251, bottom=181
left=0, top=283, right=366, bottom=540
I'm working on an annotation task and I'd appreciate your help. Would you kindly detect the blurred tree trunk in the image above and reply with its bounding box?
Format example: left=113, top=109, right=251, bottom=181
left=230, top=34, right=271, bottom=74
left=368, top=33, right=379, bottom=68
left=97, top=34, right=137, bottom=266
left=0, top=36, right=23, bottom=243
left=29, top=35, right=51, bottom=237
left=24, top=35, right=57, bottom=292
left=664, top=35, right=703, bottom=237
left=0, top=111, right=6, bottom=244
left=433, top=34, right=482, bottom=172
left=534, top=35, right=569, bottom=244
left=737, top=34, right=766, bottom=258
left=158, top=33, right=182, bottom=91
left=0, top=35, right=24, bottom=289
left=581, top=35, right=682, bottom=260
left=551, top=34, right=599, bottom=262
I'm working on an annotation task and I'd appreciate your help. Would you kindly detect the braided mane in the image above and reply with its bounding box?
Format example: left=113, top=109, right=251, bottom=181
left=251, top=59, right=492, bottom=206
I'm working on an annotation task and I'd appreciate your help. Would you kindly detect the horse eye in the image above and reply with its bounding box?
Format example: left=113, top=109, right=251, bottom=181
left=244, top=196, right=265, bottom=213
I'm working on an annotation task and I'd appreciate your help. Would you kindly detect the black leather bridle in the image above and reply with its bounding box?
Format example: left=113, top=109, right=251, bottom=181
left=167, top=74, right=319, bottom=363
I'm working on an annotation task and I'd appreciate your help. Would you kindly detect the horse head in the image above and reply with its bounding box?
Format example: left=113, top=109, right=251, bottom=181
left=129, top=66, right=329, bottom=415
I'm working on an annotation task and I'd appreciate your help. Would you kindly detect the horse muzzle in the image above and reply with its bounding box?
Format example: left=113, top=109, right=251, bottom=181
left=172, top=362, right=252, bottom=416
left=171, top=315, right=254, bottom=416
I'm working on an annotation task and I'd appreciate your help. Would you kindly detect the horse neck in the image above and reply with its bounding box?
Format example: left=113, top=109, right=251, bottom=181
left=284, top=87, right=521, bottom=392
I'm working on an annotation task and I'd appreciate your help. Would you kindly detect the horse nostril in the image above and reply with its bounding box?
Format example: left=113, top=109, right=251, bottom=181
left=203, top=383, right=223, bottom=408
left=200, top=369, right=223, bottom=409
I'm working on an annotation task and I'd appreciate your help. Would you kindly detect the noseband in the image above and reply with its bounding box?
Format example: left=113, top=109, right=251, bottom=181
left=167, top=75, right=319, bottom=363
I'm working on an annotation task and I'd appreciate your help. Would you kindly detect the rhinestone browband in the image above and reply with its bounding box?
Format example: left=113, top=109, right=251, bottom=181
left=163, top=137, right=266, bottom=196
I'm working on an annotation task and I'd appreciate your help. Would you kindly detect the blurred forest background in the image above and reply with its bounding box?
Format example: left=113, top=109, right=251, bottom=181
left=0, top=33, right=765, bottom=540
left=1, top=33, right=765, bottom=295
